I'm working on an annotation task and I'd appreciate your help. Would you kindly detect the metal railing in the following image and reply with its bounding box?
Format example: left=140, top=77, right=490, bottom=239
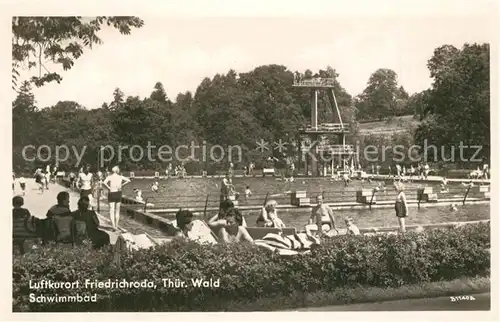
left=300, top=124, right=350, bottom=133
left=293, top=78, right=336, bottom=87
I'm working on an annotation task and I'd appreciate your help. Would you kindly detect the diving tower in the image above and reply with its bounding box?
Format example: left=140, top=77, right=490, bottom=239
left=293, top=77, right=357, bottom=177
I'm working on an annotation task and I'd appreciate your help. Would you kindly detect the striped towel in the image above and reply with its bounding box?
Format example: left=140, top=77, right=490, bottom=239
left=254, top=233, right=320, bottom=255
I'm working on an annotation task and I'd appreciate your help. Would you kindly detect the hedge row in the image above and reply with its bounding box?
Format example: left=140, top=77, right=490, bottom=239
left=13, top=223, right=490, bottom=312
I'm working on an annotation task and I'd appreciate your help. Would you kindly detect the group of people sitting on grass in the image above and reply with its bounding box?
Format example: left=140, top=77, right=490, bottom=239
left=12, top=192, right=110, bottom=254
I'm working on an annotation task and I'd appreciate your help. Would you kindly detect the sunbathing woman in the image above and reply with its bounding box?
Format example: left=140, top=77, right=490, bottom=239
left=219, top=208, right=253, bottom=244
left=256, top=200, right=285, bottom=228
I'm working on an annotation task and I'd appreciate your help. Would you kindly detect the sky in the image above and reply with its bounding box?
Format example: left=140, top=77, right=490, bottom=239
left=13, top=1, right=496, bottom=109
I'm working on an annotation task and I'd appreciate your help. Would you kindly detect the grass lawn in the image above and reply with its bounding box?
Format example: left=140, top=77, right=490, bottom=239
left=358, top=115, right=420, bottom=135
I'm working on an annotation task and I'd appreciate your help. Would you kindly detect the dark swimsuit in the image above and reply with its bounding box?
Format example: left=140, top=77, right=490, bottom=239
left=395, top=194, right=407, bottom=218
left=108, top=191, right=122, bottom=203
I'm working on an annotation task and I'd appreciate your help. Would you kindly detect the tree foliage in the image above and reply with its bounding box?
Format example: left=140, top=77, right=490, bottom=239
left=12, top=42, right=490, bottom=172
left=355, top=68, right=411, bottom=121
left=12, top=16, right=144, bottom=90
left=12, top=66, right=359, bottom=172
left=414, top=43, right=490, bottom=164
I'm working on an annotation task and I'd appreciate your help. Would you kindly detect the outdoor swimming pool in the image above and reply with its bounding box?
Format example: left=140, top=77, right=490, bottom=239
left=123, top=176, right=451, bottom=200
left=151, top=202, right=489, bottom=229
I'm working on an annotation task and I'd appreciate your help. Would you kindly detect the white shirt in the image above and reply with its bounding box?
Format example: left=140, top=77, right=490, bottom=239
left=79, top=172, right=93, bottom=190
left=104, top=173, right=130, bottom=192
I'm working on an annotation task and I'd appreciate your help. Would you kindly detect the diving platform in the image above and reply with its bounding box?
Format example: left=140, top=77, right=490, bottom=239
left=301, top=144, right=356, bottom=155
left=316, top=144, right=356, bottom=154
left=293, top=78, right=336, bottom=88
left=300, top=123, right=350, bottom=134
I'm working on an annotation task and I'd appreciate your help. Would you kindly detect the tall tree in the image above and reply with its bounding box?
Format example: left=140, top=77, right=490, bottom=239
left=110, top=87, right=125, bottom=110
left=415, top=43, right=490, bottom=164
left=150, top=82, right=169, bottom=103
left=355, top=68, right=408, bottom=120
left=12, top=16, right=144, bottom=90
left=13, top=81, right=37, bottom=142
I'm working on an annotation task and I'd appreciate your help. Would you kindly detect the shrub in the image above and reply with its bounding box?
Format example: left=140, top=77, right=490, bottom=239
left=13, top=223, right=490, bottom=312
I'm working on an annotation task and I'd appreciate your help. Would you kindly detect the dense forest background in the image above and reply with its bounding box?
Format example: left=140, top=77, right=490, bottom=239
left=12, top=18, right=490, bottom=174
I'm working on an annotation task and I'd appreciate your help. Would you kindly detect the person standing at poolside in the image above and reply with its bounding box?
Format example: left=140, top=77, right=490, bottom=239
left=423, top=163, right=430, bottom=179
left=77, top=165, right=94, bottom=204
left=34, top=169, right=44, bottom=193
left=220, top=174, right=232, bottom=202
left=19, top=176, right=26, bottom=196
left=103, top=166, right=131, bottom=231
left=394, top=181, right=409, bottom=233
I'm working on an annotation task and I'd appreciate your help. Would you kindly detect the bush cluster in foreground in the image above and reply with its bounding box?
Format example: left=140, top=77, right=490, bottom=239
left=13, top=223, right=490, bottom=312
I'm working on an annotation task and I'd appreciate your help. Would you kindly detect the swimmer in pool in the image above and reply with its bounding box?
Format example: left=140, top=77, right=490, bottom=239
left=134, top=189, right=143, bottom=202
left=151, top=181, right=159, bottom=193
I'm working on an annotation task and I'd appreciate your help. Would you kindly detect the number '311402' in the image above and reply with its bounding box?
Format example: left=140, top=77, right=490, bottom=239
left=450, top=295, right=476, bottom=302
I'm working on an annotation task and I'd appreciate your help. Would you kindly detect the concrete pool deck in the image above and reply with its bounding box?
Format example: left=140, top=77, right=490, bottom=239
left=14, top=178, right=169, bottom=238
left=127, top=173, right=490, bottom=184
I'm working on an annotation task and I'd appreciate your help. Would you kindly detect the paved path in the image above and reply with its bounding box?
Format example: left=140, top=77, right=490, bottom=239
left=291, top=293, right=490, bottom=311
left=13, top=179, right=167, bottom=236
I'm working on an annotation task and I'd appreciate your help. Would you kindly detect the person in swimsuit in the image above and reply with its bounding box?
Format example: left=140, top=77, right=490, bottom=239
left=78, top=166, right=94, bottom=202
left=34, top=169, right=44, bottom=193
left=218, top=208, right=253, bottom=244
left=208, top=199, right=248, bottom=234
left=134, top=189, right=144, bottom=202
left=244, top=186, right=252, bottom=199
left=19, top=176, right=26, bottom=196
left=345, top=217, right=360, bottom=235
left=423, top=163, right=430, bottom=179
left=342, top=173, right=351, bottom=187
left=68, top=172, right=76, bottom=189
left=394, top=181, right=408, bottom=233
left=256, top=200, right=285, bottom=228
left=103, top=166, right=130, bottom=231
left=220, top=174, right=232, bottom=202
left=440, top=176, right=449, bottom=192
left=174, top=210, right=195, bottom=239
left=306, top=195, right=339, bottom=236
